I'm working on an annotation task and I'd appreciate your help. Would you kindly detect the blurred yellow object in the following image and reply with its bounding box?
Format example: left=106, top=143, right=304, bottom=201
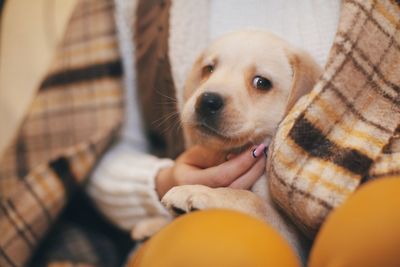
left=129, top=209, right=300, bottom=267
left=309, top=178, right=400, bottom=267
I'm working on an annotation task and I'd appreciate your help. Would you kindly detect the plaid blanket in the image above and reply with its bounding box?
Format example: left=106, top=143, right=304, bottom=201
left=0, top=0, right=123, bottom=266
left=1, top=0, right=399, bottom=266
left=267, top=0, right=400, bottom=237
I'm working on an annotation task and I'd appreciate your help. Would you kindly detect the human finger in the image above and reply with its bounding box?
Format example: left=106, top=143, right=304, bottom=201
left=179, top=145, right=225, bottom=168
left=188, top=144, right=266, bottom=187
left=228, top=156, right=266, bottom=189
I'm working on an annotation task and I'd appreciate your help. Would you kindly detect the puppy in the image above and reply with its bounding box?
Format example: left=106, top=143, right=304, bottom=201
left=161, top=30, right=321, bottom=254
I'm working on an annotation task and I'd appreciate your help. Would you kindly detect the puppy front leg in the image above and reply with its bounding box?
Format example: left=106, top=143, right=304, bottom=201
left=161, top=185, right=268, bottom=221
left=161, top=184, right=303, bottom=255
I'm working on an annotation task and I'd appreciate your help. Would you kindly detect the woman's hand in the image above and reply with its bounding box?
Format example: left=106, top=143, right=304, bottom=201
left=155, top=144, right=267, bottom=198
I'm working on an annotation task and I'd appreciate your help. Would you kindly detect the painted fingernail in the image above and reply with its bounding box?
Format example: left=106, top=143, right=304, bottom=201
left=252, top=144, right=266, bottom=158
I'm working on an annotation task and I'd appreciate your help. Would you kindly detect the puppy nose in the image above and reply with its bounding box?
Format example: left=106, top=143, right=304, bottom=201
left=196, top=92, right=224, bottom=117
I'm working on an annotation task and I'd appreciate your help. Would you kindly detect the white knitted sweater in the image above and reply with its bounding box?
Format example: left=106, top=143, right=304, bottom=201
left=87, top=0, right=341, bottom=231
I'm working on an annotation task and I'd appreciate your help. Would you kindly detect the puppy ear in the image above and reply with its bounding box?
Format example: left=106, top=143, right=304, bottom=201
left=285, top=49, right=322, bottom=114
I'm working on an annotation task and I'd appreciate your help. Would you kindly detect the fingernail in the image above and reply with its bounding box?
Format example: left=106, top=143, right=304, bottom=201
left=252, top=144, right=266, bottom=158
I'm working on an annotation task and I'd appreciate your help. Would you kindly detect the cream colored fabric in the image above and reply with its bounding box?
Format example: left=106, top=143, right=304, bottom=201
left=114, top=0, right=148, bottom=148
left=0, top=0, right=77, bottom=159
left=208, top=0, right=341, bottom=68
left=169, top=0, right=211, bottom=107
left=87, top=141, right=173, bottom=231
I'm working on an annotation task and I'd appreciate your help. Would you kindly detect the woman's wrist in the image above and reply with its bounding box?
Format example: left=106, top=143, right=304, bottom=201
left=155, top=166, right=176, bottom=199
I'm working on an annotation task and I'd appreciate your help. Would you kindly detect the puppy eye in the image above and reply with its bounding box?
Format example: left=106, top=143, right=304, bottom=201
left=202, top=64, right=214, bottom=77
left=252, top=76, right=272, bottom=91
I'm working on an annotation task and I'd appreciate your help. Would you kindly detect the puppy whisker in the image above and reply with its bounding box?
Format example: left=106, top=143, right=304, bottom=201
left=156, top=90, right=178, bottom=103
left=171, top=118, right=183, bottom=135
left=160, top=116, right=182, bottom=135
left=152, top=111, right=179, bottom=128
left=152, top=111, right=177, bottom=125
left=156, top=100, right=178, bottom=106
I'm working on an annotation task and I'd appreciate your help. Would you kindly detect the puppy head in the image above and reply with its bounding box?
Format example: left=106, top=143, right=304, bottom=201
left=180, top=30, right=321, bottom=152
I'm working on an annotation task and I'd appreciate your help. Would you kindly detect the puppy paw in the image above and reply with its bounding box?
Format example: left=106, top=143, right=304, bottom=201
left=131, top=217, right=170, bottom=241
left=161, top=185, right=212, bottom=216
left=162, top=185, right=269, bottom=222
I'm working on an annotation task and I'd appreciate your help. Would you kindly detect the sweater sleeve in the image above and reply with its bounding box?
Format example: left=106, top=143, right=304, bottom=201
left=86, top=141, right=173, bottom=231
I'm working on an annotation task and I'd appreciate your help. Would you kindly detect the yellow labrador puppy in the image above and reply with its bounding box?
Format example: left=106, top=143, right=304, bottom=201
left=161, top=30, right=321, bottom=253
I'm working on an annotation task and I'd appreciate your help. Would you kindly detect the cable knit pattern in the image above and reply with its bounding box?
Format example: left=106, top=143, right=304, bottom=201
left=87, top=142, right=172, bottom=230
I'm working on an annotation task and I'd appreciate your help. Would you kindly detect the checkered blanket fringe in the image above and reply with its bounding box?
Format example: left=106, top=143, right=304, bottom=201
left=268, top=0, right=400, bottom=237
left=0, top=0, right=123, bottom=266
